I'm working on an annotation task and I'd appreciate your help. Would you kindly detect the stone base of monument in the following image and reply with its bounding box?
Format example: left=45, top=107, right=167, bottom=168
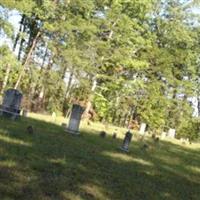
left=119, top=146, right=130, bottom=153
left=0, top=106, right=21, bottom=120
left=65, top=128, right=80, bottom=136
left=0, top=89, right=23, bottom=120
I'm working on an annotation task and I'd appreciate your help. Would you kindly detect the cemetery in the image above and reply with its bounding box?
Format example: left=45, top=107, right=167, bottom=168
left=0, top=1, right=200, bottom=200
left=0, top=110, right=199, bottom=200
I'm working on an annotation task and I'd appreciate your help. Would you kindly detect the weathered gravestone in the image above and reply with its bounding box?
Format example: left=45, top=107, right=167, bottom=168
left=167, top=128, right=176, bottom=138
left=22, top=109, right=28, bottom=117
left=52, top=112, right=56, bottom=122
left=65, top=104, right=85, bottom=135
left=0, top=89, right=23, bottom=119
left=139, top=123, right=147, bottom=135
left=120, top=130, right=133, bottom=152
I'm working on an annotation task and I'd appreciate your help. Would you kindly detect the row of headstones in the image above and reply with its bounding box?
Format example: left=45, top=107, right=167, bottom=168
left=139, top=123, right=176, bottom=139
left=65, top=105, right=178, bottom=152
left=65, top=105, right=176, bottom=139
left=0, top=89, right=176, bottom=150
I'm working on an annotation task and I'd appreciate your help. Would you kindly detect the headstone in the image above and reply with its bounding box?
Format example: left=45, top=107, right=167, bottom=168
left=0, top=89, right=23, bottom=119
left=167, top=128, right=176, bottom=138
left=65, top=104, right=85, bottom=135
left=120, top=130, right=133, bottom=152
left=139, top=123, right=147, bottom=135
left=22, top=109, right=28, bottom=117
left=52, top=112, right=56, bottom=122
left=161, top=131, right=167, bottom=139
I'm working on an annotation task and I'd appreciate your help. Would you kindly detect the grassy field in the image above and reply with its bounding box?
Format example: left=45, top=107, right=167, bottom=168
left=0, top=114, right=199, bottom=200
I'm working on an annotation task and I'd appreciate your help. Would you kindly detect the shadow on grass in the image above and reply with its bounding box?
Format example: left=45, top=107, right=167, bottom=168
left=0, top=116, right=199, bottom=200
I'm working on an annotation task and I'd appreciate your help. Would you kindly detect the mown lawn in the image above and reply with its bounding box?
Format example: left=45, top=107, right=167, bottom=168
left=0, top=114, right=199, bottom=200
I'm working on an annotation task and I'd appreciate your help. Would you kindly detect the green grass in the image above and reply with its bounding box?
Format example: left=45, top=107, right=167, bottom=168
left=0, top=114, right=199, bottom=200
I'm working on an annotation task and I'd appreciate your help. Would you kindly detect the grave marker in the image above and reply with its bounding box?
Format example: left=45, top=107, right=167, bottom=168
left=120, top=130, right=133, bottom=152
left=168, top=128, right=176, bottom=138
left=139, top=123, right=147, bottom=135
left=65, top=104, right=85, bottom=135
left=161, top=131, right=167, bottom=139
left=22, top=109, right=28, bottom=117
left=52, top=112, right=56, bottom=122
left=0, top=89, right=23, bottom=119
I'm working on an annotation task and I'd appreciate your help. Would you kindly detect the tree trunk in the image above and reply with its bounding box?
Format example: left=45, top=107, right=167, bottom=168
left=198, top=96, right=200, bottom=117
left=65, top=72, right=73, bottom=98
left=14, top=31, right=41, bottom=89
left=82, top=78, right=97, bottom=118
left=62, top=72, right=74, bottom=116
left=123, top=112, right=129, bottom=127
left=17, top=16, right=27, bottom=61
left=35, top=86, right=45, bottom=111
left=1, top=64, right=11, bottom=94
left=13, top=14, right=25, bottom=52
left=34, top=56, right=53, bottom=111
left=112, top=109, right=117, bottom=124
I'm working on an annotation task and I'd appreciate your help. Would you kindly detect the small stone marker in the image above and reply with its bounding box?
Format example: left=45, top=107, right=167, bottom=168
left=0, top=89, right=23, bottom=119
left=27, top=125, right=34, bottom=134
left=120, top=130, right=133, bottom=152
left=100, top=131, right=106, bottom=138
left=141, top=143, right=149, bottom=150
left=66, top=104, right=85, bottom=135
left=167, top=128, right=176, bottom=138
left=139, top=123, right=147, bottom=135
left=112, top=132, right=117, bottom=139
left=61, top=123, right=67, bottom=128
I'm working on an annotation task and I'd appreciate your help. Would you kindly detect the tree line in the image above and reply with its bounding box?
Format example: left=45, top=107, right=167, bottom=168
left=0, top=0, right=199, bottom=139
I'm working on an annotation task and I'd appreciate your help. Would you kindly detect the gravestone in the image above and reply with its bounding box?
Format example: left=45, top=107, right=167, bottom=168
left=52, top=112, right=56, bottom=122
left=61, top=123, right=67, bottom=128
left=139, top=123, right=147, bottom=135
left=120, top=130, right=133, bottom=152
left=167, top=128, right=176, bottom=138
left=22, top=109, right=28, bottom=117
left=65, top=104, right=85, bottom=135
left=161, top=131, right=167, bottom=139
left=0, top=89, right=23, bottom=119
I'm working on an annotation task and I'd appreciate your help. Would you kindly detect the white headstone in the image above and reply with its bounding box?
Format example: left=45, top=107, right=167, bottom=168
left=139, top=123, right=146, bottom=135
left=168, top=128, right=176, bottom=138
left=52, top=112, right=56, bottom=122
left=161, top=131, right=167, bottom=139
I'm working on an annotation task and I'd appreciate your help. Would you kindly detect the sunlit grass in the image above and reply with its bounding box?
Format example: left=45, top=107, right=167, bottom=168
left=102, top=151, right=153, bottom=166
left=0, top=160, right=16, bottom=167
left=0, top=134, right=32, bottom=146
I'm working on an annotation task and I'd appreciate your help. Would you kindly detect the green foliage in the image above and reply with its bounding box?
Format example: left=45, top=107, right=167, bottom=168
left=177, top=118, right=200, bottom=140
left=0, top=0, right=199, bottom=139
